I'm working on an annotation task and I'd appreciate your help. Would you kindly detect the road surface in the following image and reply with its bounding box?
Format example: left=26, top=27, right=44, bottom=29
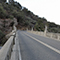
left=16, top=30, right=60, bottom=60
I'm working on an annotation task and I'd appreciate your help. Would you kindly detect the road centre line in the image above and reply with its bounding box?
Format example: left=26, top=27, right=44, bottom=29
left=24, top=32, right=60, bottom=54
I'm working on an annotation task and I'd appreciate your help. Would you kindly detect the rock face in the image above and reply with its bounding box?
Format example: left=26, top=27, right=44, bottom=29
left=0, top=18, right=18, bottom=34
left=0, top=19, right=14, bottom=34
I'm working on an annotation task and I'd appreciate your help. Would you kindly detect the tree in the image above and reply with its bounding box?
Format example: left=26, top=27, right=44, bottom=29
left=0, top=6, right=7, bottom=18
left=0, top=0, right=6, bottom=3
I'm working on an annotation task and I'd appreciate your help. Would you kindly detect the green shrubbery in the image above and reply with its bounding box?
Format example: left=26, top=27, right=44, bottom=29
left=0, top=30, right=4, bottom=38
left=0, top=6, right=7, bottom=18
left=0, top=30, right=7, bottom=46
left=0, top=0, right=6, bottom=3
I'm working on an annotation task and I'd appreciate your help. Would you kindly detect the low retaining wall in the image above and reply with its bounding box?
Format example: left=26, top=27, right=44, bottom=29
left=28, top=31, right=60, bottom=40
left=46, top=33, right=60, bottom=40
left=0, top=25, right=16, bottom=60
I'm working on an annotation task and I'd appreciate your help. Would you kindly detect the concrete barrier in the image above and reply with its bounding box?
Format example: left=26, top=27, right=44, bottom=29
left=46, top=33, right=60, bottom=40
left=28, top=31, right=60, bottom=40
left=0, top=34, right=15, bottom=60
left=6, top=25, right=16, bottom=39
left=0, top=25, right=16, bottom=60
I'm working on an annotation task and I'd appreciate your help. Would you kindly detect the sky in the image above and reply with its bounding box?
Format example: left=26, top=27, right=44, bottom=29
left=14, top=0, right=60, bottom=25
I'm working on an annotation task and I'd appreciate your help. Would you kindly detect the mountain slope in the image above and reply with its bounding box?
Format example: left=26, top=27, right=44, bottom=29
left=0, top=1, right=60, bottom=45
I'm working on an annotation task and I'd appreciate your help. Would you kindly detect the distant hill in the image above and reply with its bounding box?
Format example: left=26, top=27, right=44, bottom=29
left=0, top=1, right=60, bottom=45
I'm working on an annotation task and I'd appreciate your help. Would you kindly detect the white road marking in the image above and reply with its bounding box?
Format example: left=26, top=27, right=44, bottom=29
left=16, top=33, right=22, bottom=60
left=24, top=33, right=60, bottom=54
left=28, top=31, right=60, bottom=41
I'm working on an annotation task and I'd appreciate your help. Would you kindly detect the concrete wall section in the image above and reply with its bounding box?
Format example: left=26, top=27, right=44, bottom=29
left=28, top=31, right=60, bottom=41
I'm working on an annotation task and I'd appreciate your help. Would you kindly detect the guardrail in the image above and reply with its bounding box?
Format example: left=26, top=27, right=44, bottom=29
left=28, top=31, right=60, bottom=40
left=0, top=25, right=16, bottom=60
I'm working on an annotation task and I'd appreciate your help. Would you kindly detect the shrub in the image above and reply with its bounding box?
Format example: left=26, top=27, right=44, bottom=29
left=0, top=6, right=7, bottom=18
left=0, top=30, right=6, bottom=46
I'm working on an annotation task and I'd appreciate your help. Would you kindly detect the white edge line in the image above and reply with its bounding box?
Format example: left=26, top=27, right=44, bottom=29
left=17, top=33, right=22, bottom=60
left=24, top=33, right=60, bottom=54
left=28, top=31, right=60, bottom=41
left=18, top=41, right=22, bottom=60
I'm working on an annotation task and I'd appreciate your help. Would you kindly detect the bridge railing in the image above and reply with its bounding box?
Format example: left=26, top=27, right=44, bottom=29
left=0, top=25, right=16, bottom=60
left=46, top=32, right=60, bottom=40
left=28, top=31, right=60, bottom=40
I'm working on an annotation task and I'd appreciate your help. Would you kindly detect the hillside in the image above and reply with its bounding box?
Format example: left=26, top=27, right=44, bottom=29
left=0, top=1, right=60, bottom=45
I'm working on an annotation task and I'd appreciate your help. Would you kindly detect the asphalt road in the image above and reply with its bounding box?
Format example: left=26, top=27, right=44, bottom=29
left=17, top=30, right=60, bottom=60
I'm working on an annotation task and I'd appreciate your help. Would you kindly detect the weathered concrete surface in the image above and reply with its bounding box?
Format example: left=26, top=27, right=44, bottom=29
left=28, top=31, right=60, bottom=40
left=0, top=25, right=16, bottom=60
left=0, top=36, right=14, bottom=60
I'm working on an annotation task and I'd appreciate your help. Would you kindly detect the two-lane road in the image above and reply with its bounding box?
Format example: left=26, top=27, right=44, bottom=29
left=16, top=30, right=60, bottom=60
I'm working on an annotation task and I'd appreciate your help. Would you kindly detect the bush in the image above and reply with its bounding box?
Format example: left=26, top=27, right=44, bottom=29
left=34, top=19, right=45, bottom=31
left=0, top=6, right=7, bottom=18
left=24, top=21, right=29, bottom=26
left=0, top=30, right=6, bottom=46
left=0, top=30, right=4, bottom=39
left=9, top=15, right=14, bottom=19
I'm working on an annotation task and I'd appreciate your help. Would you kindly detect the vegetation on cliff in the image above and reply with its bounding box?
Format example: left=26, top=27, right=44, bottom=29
left=0, top=1, right=60, bottom=45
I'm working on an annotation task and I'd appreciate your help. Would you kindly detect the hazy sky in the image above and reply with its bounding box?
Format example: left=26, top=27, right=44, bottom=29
left=14, top=0, right=60, bottom=25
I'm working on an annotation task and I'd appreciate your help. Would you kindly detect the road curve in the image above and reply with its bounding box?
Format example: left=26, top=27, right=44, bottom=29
left=17, top=30, right=60, bottom=60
